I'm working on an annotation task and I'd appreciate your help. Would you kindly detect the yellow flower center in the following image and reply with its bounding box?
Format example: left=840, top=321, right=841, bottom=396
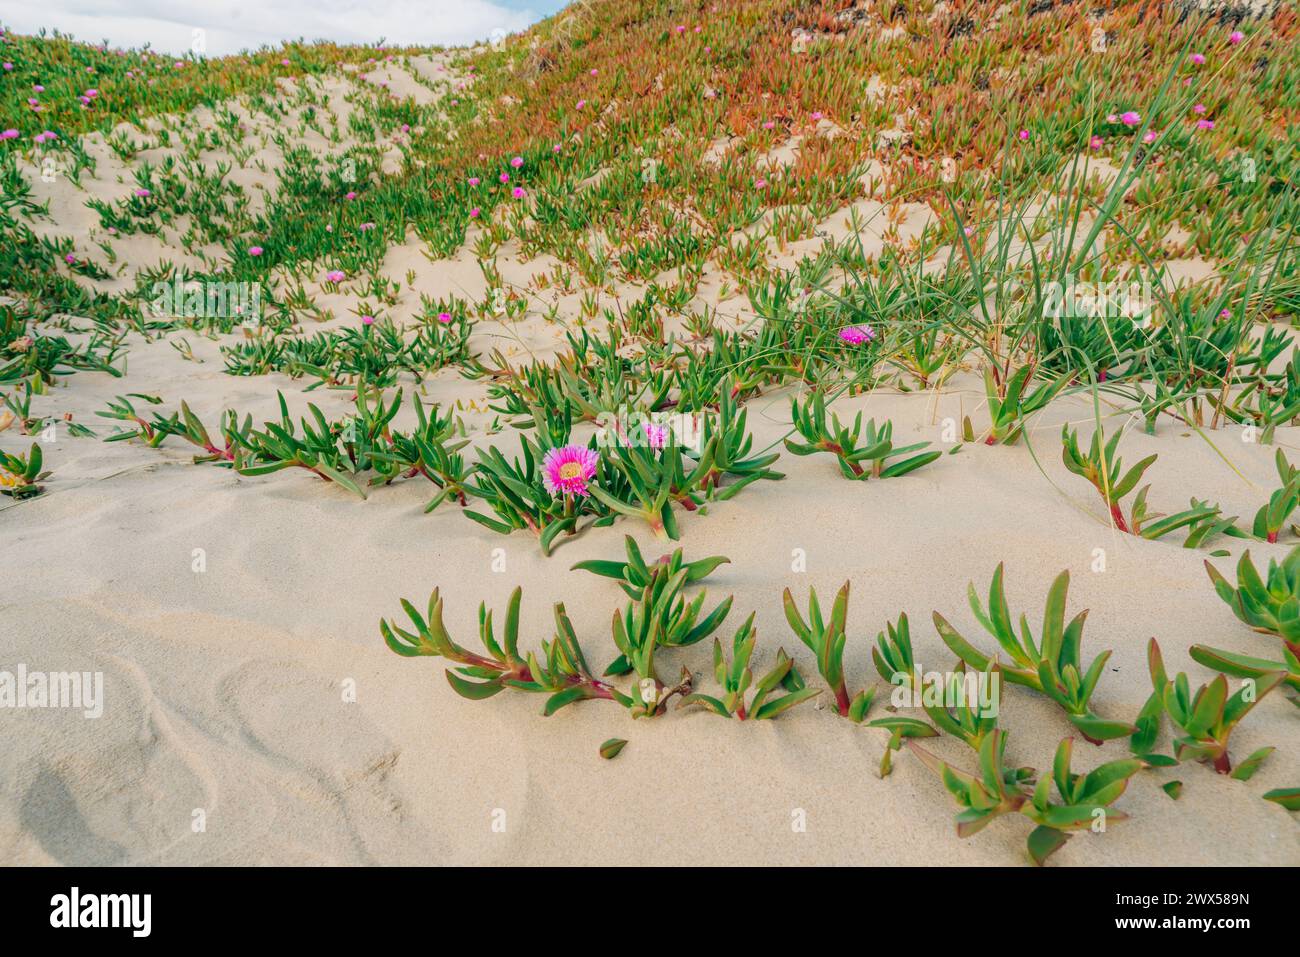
left=558, top=462, right=584, bottom=480
left=0, top=468, right=19, bottom=488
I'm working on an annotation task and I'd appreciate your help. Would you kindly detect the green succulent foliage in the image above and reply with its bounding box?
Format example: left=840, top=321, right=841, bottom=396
left=571, top=534, right=729, bottom=599
left=1188, top=643, right=1300, bottom=698
left=380, top=585, right=630, bottom=715
left=1251, top=450, right=1300, bottom=543
left=874, top=613, right=1004, bottom=753
left=690, top=385, right=784, bottom=499
left=1146, top=638, right=1284, bottom=775
left=911, top=730, right=1141, bottom=866
left=785, top=390, right=940, bottom=480
left=606, top=567, right=733, bottom=717
left=980, top=364, right=1066, bottom=445
left=783, top=581, right=874, bottom=721
left=1263, top=787, right=1300, bottom=811
left=587, top=427, right=716, bottom=539
left=1062, top=422, right=1241, bottom=543
left=0, top=441, right=48, bottom=498
left=680, top=613, right=820, bottom=720
left=372, top=395, right=470, bottom=510
left=1206, top=547, right=1300, bottom=647
left=599, top=738, right=628, bottom=759
left=933, top=565, right=1134, bottom=743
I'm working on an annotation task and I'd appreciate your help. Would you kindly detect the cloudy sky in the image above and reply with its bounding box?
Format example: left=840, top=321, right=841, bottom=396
left=0, top=0, right=569, bottom=55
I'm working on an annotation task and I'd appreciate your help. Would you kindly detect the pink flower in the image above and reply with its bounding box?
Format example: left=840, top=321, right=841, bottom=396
left=590, top=68, right=598, bottom=76
left=643, top=422, right=668, bottom=450
left=553, top=143, right=562, bottom=153
left=1142, top=130, right=1158, bottom=144
left=811, top=111, right=823, bottom=121
left=1190, top=53, right=1205, bottom=65
left=361, top=315, right=375, bottom=325
left=281, top=58, right=290, bottom=66
left=248, top=246, right=263, bottom=256
left=762, top=120, right=775, bottom=130
left=134, top=188, right=151, bottom=197
left=1193, top=103, right=1207, bottom=114
left=1220, top=308, right=1231, bottom=318
left=510, top=156, right=523, bottom=168
left=33, top=131, right=57, bottom=144
left=499, top=172, right=510, bottom=183
left=359, top=222, right=375, bottom=231
left=839, top=324, right=876, bottom=345
left=64, top=254, right=76, bottom=264
left=436, top=312, right=452, bottom=323
left=0, top=129, right=18, bottom=140
left=576, top=99, right=586, bottom=109
left=324, top=270, right=345, bottom=283
left=345, top=190, right=357, bottom=200
left=1195, top=119, right=1214, bottom=131
left=754, top=178, right=767, bottom=189
left=468, top=176, right=480, bottom=186
left=1229, top=31, right=1244, bottom=45
left=1089, top=135, right=1104, bottom=150
left=512, top=186, right=526, bottom=199
left=542, top=445, right=598, bottom=497
left=469, top=207, right=481, bottom=218
left=1, top=63, right=11, bottom=71
left=1120, top=111, right=1140, bottom=127
left=1017, top=129, right=1031, bottom=141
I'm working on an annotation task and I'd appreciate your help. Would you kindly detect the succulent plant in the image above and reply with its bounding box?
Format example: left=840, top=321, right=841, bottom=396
left=977, top=364, right=1066, bottom=445
left=1062, top=422, right=1238, bottom=542
left=911, top=730, right=1142, bottom=865
left=1146, top=638, right=1284, bottom=775
left=679, top=613, right=819, bottom=720
left=0, top=441, right=47, bottom=498
left=571, top=534, right=729, bottom=599
left=1251, top=450, right=1300, bottom=543
left=782, top=581, right=874, bottom=721
left=933, top=565, right=1134, bottom=743
left=1264, top=788, right=1300, bottom=811
left=785, top=391, right=940, bottom=480
left=1205, top=547, right=1300, bottom=647
left=605, top=567, right=733, bottom=717
left=381, top=585, right=631, bottom=715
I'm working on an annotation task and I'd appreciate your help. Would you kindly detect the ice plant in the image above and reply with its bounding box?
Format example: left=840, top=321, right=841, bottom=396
left=1251, top=450, right=1300, bottom=543
left=381, top=586, right=628, bottom=715
left=541, top=443, right=597, bottom=497
left=837, top=324, right=875, bottom=345
left=680, top=614, right=819, bottom=720
left=976, top=365, right=1065, bottom=445
left=1145, top=639, right=1283, bottom=776
left=606, top=568, right=733, bottom=718
left=571, top=534, right=729, bottom=599
left=786, top=391, right=940, bottom=480
left=933, top=565, right=1135, bottom=743
left=1205, top=547, right=1300, bottom=646
left=0, top=442, right=46, bottom=498
left=782, top=581, right=874, bottom=721
left=1061, top=422, right=1233, bottom=542
left=910, top=730, right=1142, bottom=865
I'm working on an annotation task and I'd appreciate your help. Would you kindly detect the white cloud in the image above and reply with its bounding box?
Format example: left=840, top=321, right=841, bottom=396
left=0, top=0, right=549, bottom=56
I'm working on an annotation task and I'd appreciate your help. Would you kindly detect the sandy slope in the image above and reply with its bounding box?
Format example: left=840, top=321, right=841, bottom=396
left=2, top=334, right=1298, bottom=864
left=1, top=49, right=1296, bottom=867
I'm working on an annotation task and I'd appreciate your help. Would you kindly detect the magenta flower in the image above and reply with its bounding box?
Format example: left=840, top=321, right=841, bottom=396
left=1120, top=111, right=1140, bottom=127
left=361, top=315, right=375, bottom=325
left=1142, top=130, right=1158, bottom=143
left=134, top=188, right=151, bottom=197
left=643, top=422, right=668, bottom=450
left=576, top=99, right=586, bottom=109
left=324, top=270, right=345, bottom=283
left=754, top=178, right=767, bottom=189
left=0, top=129, right=18, bottom=140
left=1089, top=135, right=1104, bottom=150
left=469, top=207, right=481, bottom=218
left=1195, top=119, right=1214, bottom=131
left=248, top=246, right=264, bottom=256
left=839, top=324, right=876, bottom=345
left=1190, top=53, right=1205, bottom=65
left=510, top=156, right=524, bottom=168
left=1017, top=129, right=1030, bottom=141
left=1229, top=31, right=1244, bottom=45
left=436, top=312, right=452, bottom=323
left=499, top=172, right=510, bottom=183
left=542, top=445, right=598, bottom=498
left=512, top=186, right=526, bottom=198
left=468, top=176, right=480, bottom=186
left=345, top=190, right=357, bottom=200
